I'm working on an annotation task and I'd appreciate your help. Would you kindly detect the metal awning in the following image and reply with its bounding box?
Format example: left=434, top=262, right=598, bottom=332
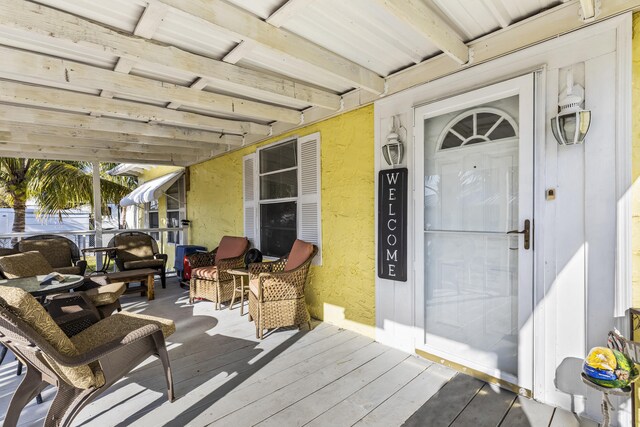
left=119, top=170, right=183, bottom=207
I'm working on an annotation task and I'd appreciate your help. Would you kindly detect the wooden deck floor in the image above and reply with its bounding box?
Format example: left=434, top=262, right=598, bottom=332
left=0, top=278, right=598, bottom=427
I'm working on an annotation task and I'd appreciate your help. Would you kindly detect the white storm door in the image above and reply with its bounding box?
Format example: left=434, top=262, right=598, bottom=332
left=414, top=74, right=534, bottom=391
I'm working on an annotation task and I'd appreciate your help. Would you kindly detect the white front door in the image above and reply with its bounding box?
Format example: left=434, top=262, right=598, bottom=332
left=414, top=75, right=534, bottom=391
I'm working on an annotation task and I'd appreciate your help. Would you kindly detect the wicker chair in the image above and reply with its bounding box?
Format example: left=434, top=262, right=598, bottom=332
left=15, top=235, right=87, bottom=276
left=0, top=251, right=126, bottom=318
left=107, top=231, right=168, bottom=288
left=248, top=240, right=318, bottom=339
left=0, top=286, right=175, bottom=427
left=188, top=236, right=249, bottom=309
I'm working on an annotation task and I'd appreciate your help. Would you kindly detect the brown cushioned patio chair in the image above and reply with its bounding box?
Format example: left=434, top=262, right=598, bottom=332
left=107, top=231, right=168, bottom=288
left=188, top=236, right=249, bottom=309
left=0, top=251, right=125, bottom=318
left=248, top=239, right=318, bottom=339
left=16, top=235, right=87, bottom=276
left=0, top=286, right=175, bottom=427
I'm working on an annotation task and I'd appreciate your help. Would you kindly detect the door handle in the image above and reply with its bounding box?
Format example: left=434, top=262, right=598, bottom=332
left=507, top=219, right=531, bottom=250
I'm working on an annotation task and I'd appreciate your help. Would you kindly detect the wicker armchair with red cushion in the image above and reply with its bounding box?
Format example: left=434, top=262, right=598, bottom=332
left=248, top=239, right=318, bottom=339
left=188, top=236, right=249, bottom=309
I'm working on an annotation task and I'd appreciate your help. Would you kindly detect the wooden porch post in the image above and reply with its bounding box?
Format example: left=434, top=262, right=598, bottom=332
left=92, top=161, right=103, bottom=270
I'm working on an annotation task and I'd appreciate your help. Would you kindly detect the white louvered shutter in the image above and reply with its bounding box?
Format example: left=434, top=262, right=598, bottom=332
left=297, top=132, right=322, bottom=265
left=243, top=153, right=258, bottom=247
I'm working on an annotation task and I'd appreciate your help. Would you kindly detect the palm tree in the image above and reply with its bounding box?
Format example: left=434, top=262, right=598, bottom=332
left=0, top=159, right=135, bottom=233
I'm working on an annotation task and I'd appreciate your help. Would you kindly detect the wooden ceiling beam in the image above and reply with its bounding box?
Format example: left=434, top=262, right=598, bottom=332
left=0, top=105, right=240, bottom=145
left=387, top=0, right=640, bottom=94
left=222, top=0, right=314, bottom=65
left=266, top=0, right=316, bottom=27
left=374, top=0, right=469, bottom=65
left=226, top=0, right=640, bottom=160
left=0, top=121, right=238, bottom=150
left=0, top=47, right=302, bottom=124
left=134, top=2, right=169, bottom=38
left=1, top=127, right=213, bottom=157
left=0, top=141, right=201, bottom=165
left=0, top=0, right=341, bottom=110
left=156, top=0, right=385, bottom=93
left=0, top=0, right=340, bottom=110
left=579, top=0, right=598, bottom=21
left=0, top=80, right=270, bottom=136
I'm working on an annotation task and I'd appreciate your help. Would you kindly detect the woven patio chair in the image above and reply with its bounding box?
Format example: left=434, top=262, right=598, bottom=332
left=248, top=240, right=318, bottom=339
left=0, top=251, right=126, bottom=318
left=16, top=235, right=87, bottom=276
left=107, top=231, right=168, bottom=288
left=188, top=236, right=249, bottom=309
left=0, top=286, right=175, bottom=427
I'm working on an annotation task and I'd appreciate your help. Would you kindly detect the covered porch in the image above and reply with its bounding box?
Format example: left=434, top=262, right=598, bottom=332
left=0, top=280, right=588, bottom=427
left=0, top=0, right=639, bottom=426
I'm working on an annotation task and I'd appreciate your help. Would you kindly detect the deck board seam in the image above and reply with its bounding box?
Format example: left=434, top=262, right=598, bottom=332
left=209, top=343, right=388, bottom=425
left=166, top=335, right=376, bottom=425
left=257, top=353, right=413, bottom=426
left=349, top=361, right=446, bottom=427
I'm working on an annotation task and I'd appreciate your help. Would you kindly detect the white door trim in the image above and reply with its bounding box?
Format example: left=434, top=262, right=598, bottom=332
left=413, top=74, right=536, bottom=392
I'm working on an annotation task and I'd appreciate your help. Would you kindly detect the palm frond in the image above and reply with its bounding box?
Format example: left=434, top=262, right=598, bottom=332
left=26, top=160, right=134, bottom=218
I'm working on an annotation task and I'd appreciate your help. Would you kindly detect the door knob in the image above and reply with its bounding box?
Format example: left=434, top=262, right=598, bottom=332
left=507, top=219, right=531, bottom=250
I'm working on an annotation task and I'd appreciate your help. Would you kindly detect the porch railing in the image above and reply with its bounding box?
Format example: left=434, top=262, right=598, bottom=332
left=0, top=227, right=188, bottom=273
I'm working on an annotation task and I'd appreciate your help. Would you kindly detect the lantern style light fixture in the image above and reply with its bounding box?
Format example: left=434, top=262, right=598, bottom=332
left=551, top=69, right=591, bottom=145
left=382, top=115, right=405, bottom=167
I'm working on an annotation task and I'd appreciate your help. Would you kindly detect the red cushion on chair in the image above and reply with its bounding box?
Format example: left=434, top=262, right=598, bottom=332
left=215, top=236, right=248, bottom=263
left=284, top=240, right=314, bottom=271
left=192, top=266, right=218, bottom=280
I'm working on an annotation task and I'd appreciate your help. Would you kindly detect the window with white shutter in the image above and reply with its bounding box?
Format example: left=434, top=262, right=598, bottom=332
left=243, top=134, right=322, bottom=264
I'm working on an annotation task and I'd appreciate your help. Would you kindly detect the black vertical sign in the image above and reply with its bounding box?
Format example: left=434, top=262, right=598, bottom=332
left=378, top=168, right=407, bottom=282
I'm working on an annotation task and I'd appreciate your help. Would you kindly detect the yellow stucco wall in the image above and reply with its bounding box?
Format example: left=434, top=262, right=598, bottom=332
left=187, top=105, right=376, bottom=337
left=137, top=166, right=184, bottom=271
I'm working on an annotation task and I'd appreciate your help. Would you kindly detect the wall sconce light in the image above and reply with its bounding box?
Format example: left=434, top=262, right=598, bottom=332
left=551, top=69, right=591, bottom=145
left=382, top=115, right=405, bottom=167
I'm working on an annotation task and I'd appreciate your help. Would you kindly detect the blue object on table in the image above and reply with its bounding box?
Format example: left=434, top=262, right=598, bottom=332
left=174, top=245, right=207, bottom=277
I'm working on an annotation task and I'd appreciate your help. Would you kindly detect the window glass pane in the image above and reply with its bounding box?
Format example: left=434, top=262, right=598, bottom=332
left=476, top=113, right=499, bottom=136
left=260, top=202, right=297, bottom=257
left=451, top=115, right=473, bottom=139
left=148, top=212, right=159, bottom=228
left=167, top=211, right=180, bottom=228
left=487, top=120, right=516, bottom=140
left=260, top=141, right=297, bottom=174
left=260, top=170, right=298, bottom=200
left=441, top=132, right=463, bottom=149
left=148, top=200, right=158, bottom=211
left=167, top=211, right=180, bottom=243
left=148, top=212, right=159, bottom=241
left=166, top=179, right=181, bottom=210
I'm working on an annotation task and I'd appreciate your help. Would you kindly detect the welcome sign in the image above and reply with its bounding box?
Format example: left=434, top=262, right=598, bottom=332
left=378, top=168, right=407, bottom=282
